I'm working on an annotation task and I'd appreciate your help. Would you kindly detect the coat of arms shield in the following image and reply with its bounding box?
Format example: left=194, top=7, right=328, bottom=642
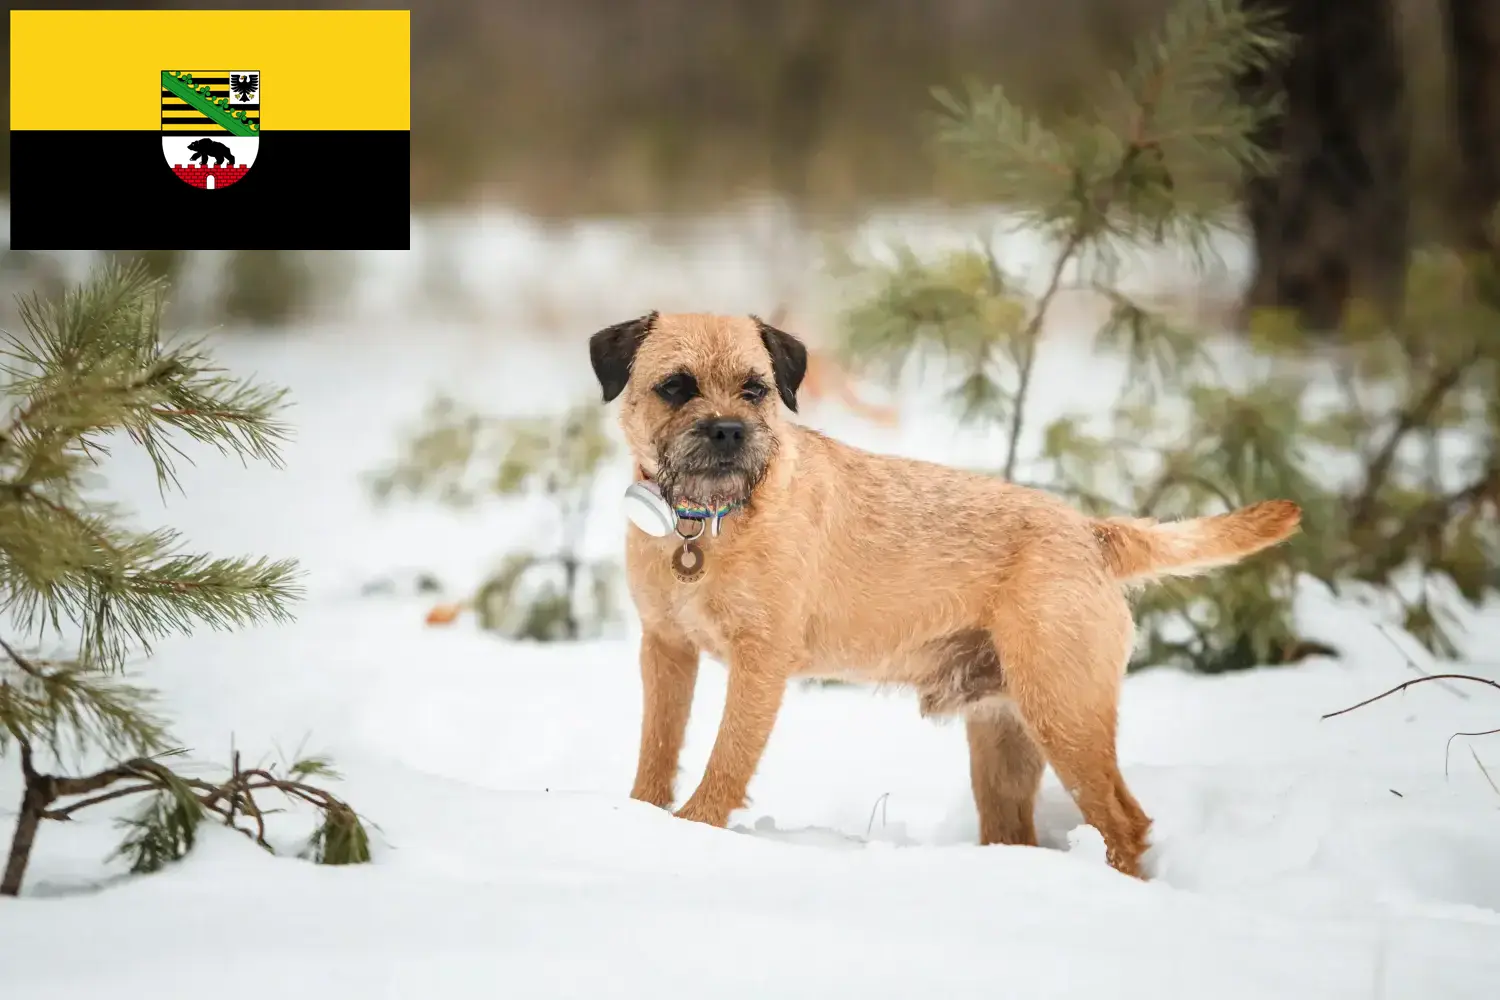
left=161, top=70, right=260, bottom=189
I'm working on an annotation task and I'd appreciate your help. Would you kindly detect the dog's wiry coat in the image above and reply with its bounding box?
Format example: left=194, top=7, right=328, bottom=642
left=590, top=312, right=1301, bottom=879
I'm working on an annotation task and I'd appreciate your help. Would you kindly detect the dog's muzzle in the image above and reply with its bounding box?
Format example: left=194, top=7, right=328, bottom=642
left=656, top=416, right=772, bottom=509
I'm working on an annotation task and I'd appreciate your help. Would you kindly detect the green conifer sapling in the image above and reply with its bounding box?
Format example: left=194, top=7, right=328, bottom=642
left=1, top=261, right=372, bottom=897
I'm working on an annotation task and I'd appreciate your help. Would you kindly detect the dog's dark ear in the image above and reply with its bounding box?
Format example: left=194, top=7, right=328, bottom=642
left=752, top=315, right=808, bottom=413
left=588, top=311, right=657, bottom=403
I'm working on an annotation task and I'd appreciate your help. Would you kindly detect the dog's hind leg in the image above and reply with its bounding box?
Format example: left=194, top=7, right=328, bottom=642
left=988, top=576, right=1153, bottom=878
left=629, top=629, right=700, bottom=810
left=965, top=704, right=1045, bottom=847
left=910, top=631, right=1041, bottom=844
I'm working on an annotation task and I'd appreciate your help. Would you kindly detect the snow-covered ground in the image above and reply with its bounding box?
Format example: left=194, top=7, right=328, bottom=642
left=4, top=215, right=1500, bottom=998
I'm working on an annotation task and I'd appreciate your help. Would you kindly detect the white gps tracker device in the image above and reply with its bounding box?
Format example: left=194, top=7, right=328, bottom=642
left=623, top=480, right=676, bottom=537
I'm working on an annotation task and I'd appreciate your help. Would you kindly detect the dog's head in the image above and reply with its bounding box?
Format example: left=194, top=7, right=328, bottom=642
left=588, top=311, right=807, bottom=509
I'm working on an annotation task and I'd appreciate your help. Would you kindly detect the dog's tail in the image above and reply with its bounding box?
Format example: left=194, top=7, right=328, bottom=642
left=1091, top=500, right=1301, bottom=584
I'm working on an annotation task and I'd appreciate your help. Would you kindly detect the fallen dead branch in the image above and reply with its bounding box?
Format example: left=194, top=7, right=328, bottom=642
left=1320, top=628, right=1500, bottom=786
left=1321, top=672, right=1500, bottom=721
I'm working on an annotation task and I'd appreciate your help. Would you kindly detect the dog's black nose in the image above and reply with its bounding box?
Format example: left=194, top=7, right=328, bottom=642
left=698, top=417, right=746, bottom=453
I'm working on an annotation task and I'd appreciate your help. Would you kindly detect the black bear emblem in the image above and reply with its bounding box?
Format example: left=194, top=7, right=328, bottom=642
left=187, top=137, right=236, bottom=167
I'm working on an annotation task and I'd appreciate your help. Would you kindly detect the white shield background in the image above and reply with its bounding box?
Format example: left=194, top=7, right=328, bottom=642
left=161, top=135, right=260, bottom=171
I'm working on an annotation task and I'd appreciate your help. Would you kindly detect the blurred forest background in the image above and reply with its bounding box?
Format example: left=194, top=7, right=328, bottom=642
left=3, top=0, right=1493, bottom=330
left=0, top=0, right=1472, bottom=223
left=3, top=0, right=1490, bottom=327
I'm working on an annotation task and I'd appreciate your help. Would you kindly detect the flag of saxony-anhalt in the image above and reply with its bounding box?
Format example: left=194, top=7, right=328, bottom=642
left=9, top=10, right=410, bottom=250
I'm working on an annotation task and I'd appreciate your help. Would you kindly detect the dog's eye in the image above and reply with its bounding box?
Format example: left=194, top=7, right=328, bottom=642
left=741, top=378, right=770, bottom=403
left=653, top=373, right=699, bottom=407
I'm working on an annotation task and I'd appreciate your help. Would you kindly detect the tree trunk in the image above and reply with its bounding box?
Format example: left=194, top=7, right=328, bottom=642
left=1239, top=0, right=1410, bottom=330
left=764, top=0, right=844, bottom=209
left=1, top=748, right=52, bottom=897
left=1443, top=0, right=1500, bottom=254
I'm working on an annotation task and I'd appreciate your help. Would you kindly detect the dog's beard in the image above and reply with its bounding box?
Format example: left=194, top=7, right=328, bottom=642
left=653, top=426, right=775, bottom=509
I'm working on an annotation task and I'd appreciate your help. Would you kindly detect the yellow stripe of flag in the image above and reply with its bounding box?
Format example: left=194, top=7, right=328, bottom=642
left=11, top=10, right=410, bottom=131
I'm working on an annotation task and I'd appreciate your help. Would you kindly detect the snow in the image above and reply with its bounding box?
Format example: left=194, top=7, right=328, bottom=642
left=4, top=211, right=1500, bottom=998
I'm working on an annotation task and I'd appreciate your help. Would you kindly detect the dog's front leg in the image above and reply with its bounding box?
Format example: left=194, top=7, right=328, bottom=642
left=629, top=629, right=701, bottom=809
left=674, top=636, right=795, bottom=828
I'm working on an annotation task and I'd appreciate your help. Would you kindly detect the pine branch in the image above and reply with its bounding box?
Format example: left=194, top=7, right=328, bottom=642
left=1, top=263, right=303, bottom=674
left=1347, top=355, right=1480, bottom=533
left=2, top=741, right=373, bottom=894
left=79, top=553, right=302, bottom=669
left=0, top=260, right=291, bottom=487
left=2, top=338, right=292, bottom=497
left=1, top=519, right=302, bottom=674
left=0, top=634, right=174, bottom=765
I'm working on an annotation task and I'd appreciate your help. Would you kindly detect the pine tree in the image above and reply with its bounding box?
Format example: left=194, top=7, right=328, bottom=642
left=1, top=261, right=371, bottom=897
left=834, top=0, right=1500, bottom=672
left=834, top=0, right=1311, bottom=673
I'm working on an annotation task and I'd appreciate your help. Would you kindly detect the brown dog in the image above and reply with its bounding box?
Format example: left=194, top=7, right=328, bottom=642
left=589, top=311, right=1301, bottom=879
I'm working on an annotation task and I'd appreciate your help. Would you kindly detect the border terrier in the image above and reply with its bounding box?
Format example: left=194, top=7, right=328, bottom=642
left=589, top=311, right=1301, bottom=878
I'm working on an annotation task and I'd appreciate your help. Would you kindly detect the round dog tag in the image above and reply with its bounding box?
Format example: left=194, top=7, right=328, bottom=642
left=672, top=541, right=706, bottom=583
left=623, top=480, right=675, bottom=537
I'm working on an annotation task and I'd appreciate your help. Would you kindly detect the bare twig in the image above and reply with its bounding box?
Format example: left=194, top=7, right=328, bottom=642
left=236, top=782, right=270, bottom=850
left=1444, top=728, right=1500, bottom=779
left=42, top=782, right=159, bottom=820
left=1468, top=746, right=1500, bottom=796
left=1003, top=228, right=1085, bottom=481
left=227, top=752, right=270, bottom=849
left=226, top=747, right=240, bottom=829
left=1322, top=673, right=1500, bottom=721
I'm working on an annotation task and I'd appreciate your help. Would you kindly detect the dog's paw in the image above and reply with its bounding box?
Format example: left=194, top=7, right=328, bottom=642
left=629, top=786, right=674, bottom=811
left=673, top=798, right=731, bottom=828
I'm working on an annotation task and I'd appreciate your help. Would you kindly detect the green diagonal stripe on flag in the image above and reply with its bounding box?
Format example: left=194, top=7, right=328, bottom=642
left=160, top=71, right=258, bottom=136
